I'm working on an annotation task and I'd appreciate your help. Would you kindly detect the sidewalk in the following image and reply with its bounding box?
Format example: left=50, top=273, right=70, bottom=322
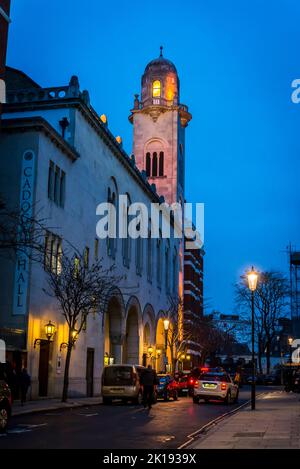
left=12, top=396, right=102, bottom=416
left=189, top=391, right=300, bottom=449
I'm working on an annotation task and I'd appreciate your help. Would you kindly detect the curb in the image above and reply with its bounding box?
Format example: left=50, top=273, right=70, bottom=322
left=12, top=399, right=102, bottom=417
left=178, top=392, right=266, bottom=449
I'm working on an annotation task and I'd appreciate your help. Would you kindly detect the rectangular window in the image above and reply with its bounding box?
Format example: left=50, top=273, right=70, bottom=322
left=54, top=166, right=60, bottom=204
left=60, top=170, right=66, bottom=207
left=48, top=161, right=54, bottom=200
left=44, top=232, right=62, bottom=275
left=48, top=161, right=66, bottom=208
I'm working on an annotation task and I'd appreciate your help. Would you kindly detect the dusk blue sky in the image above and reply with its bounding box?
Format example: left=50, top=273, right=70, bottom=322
left=7, top=0, right=300, bottom=314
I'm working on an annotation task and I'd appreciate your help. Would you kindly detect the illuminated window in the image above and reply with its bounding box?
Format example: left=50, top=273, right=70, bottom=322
left=152, top=80, right=161, bottom=98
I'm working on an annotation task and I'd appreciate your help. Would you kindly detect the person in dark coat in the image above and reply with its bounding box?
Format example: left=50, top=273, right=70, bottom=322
left=140, top=365, right=158, bottom=410
left=19, top=368, right=31, bottom=405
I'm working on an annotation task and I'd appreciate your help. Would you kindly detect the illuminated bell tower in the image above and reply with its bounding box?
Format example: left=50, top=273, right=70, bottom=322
left=129, top=47, right=192, bottom=205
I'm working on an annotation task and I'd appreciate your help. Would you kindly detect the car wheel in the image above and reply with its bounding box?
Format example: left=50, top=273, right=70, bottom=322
left=173, top=391, right=178, bottom=401
left=0, top=406, right=9, bottom=433
left=224, top=391, right=231, bottom=405
left=193, top=396, right=199, bottom=404
left=102, top=397, right=112, bottom=405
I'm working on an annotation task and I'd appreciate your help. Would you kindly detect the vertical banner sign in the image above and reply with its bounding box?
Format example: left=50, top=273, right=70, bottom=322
left=13, top=150, right=36, bottom=315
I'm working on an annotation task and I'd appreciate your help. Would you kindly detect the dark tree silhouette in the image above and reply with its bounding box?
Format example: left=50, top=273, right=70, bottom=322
left=235, top=271, right=290, bottom=374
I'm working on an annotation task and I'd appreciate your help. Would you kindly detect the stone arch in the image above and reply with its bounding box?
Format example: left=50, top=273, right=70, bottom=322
left=142, top=304, right=156, bottom=366
left=123, top=296, right=142, bottom=365
left=104, top=287, right=125, bottom=365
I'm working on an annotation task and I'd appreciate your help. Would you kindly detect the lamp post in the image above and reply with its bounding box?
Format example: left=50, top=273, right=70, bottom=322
left=247, top=266, right=258, bottom=410
left=163, top=318, right=170, bottom=373
left=288, top=336, right=293, bottom=364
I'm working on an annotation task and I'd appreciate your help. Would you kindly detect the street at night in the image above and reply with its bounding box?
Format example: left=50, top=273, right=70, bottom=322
left=1, top=0, right=300, bottom=458
left=0, top=388, right=275, bottom=449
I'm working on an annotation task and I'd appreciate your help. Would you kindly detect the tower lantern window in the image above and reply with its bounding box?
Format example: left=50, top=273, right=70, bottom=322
left=152, top=80, right=161, bottom=98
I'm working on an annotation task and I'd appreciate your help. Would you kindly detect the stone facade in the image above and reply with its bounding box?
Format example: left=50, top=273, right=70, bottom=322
left=0, top=67, right=179, bottom=398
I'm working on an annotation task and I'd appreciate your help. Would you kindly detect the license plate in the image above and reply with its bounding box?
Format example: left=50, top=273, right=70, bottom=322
left=111, top=388, right=124, bottom=393
left=202, top=383, right=217, bottom=389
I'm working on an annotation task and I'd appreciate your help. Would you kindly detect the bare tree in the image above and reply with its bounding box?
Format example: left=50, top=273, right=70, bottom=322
left=0, top=195, right=47, bottom=261
left=44, top=251, right=122, bottom=402
left=193, top=315, right=235, bottom=366
left=235, top=271, right=290, bottom=374
left=164, top=296, right=191, bottom=372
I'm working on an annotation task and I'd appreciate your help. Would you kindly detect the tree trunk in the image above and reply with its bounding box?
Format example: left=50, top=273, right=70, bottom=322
left=62, top=344, right=72, bottom=402
left=266, top=343, right=271, bottom=374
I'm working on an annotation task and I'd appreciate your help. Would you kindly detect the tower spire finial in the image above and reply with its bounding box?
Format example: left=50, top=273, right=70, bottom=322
left=160, top=45, right=163, bottom=57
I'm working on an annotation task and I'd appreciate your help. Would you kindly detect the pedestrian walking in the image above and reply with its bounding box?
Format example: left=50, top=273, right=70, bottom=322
left=19, top=368, right=31, bottom=405
left=140, top=365, right=158, bottom=410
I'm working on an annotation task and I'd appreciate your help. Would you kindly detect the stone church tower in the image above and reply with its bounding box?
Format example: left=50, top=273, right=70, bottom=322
left=129, top=48, right=191, bottom=205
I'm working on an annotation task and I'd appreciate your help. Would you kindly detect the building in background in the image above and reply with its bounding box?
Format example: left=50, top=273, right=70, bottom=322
left=183, top=241, right=204, bottom=368
left=289, top=247, right=300, bottom=337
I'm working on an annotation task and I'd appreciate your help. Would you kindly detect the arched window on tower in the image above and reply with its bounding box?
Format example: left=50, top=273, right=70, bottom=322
left=159, top=151, right=164, bottom=176
left=152, top=152, right=158, bottom=177
left=146, top=152, right=151, bottom=177
left=152, top=80, right=161, bottom=98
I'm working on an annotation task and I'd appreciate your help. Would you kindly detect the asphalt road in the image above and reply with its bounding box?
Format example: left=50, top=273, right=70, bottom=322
left=0, top=386, right=277, bottom=449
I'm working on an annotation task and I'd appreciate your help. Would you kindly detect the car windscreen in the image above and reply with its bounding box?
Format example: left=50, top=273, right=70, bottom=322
left=179, top=377, right=188, bottom=383
left=158, top=376, right=168, bottom=384
left=200, top=373, right=229, bottom=382
left=103, top=367, right=133, bottom=385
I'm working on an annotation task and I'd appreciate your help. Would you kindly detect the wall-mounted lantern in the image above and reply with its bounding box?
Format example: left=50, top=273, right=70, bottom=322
left=34, top=320, right=56, bottom=348
left=60, top=328, right=79, bottom=352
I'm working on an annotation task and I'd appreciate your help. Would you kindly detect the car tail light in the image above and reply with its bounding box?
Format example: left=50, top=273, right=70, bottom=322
left=221, top=382, right=227, bottom=390
left=194, top=380, right=199, bottom=386
left=189, top=378, right=194, bottom=384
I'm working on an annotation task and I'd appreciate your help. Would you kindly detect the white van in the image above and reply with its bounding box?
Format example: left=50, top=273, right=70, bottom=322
left=101, top=364, right=145, bottom=404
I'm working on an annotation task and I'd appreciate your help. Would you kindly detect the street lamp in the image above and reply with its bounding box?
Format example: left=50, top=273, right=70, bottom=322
left=288, top=336, right=293, bottom=364
left=163, top=318, right=170, bottom=373
left=247, top=266, right=258, bottom=410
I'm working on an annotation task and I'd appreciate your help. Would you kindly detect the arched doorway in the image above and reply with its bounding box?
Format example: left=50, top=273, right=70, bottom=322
left=104, top=296, right=123, bottom=364
left=123, top=306, right=139, bottom=364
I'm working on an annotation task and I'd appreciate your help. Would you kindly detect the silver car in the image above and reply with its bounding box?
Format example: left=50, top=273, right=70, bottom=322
left=193, top=371, right=239, bottom=404
left=101, top=364, right=145, bottom=404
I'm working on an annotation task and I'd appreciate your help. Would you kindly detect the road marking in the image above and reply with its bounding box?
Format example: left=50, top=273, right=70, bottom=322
left=17, top=423, right=48, bottom=428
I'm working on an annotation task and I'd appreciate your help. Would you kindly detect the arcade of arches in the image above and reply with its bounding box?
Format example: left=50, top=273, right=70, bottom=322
left=103, top=295, right=173, bottom=371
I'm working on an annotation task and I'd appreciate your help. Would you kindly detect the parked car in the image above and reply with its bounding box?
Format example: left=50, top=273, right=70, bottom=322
left=156, top=374, right=179, bottom=401
left=0, top=371, right=12, bottom=432
left=193, top=370, right=239, bottom=404
left=177, top=374, right=192, bottom=396
left=101, top=364, right=145, bottom=404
